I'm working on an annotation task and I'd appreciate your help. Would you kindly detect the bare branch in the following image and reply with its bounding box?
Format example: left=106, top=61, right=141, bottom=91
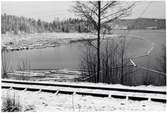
left=101, top=2, right=135, bottom=21
left=87, top=40, right=97, bottom=49
left=72, top=1, right=98, bottom=29
left=101, top=1, right=117, bottom=14
left=89, top=1, right=98, bottom=9
left=80, top=2, right=98, bottom=16
left=101, top=12, right=124, bottom=26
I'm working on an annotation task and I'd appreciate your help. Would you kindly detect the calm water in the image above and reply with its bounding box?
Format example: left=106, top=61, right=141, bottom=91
left=4, top=30, right=165, bottom=72
left=6, top=43, right=83, bottom=71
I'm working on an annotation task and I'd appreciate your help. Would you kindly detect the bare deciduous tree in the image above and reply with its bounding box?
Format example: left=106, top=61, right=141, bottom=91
left=80, top=36, right=135, bottom=84
left=1, top=48, right=11, bottom=78
left=73, top=1, right=135, bottom=82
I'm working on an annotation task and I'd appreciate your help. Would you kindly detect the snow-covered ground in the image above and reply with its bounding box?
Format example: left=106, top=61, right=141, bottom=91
left=1, top=33, right=118, bottom=50
left=2, top=82, right=166, bottom=100
left=6, top=69, right=82, bottom=82
left=5, top=68, right=166, bottom=92
left=1, top=89, right=166, bottom=112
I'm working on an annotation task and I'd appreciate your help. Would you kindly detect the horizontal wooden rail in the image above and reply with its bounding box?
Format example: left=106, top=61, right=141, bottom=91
left=2, top=79, right=166, bottom=95
left=2, top=84, right=166, bottom=103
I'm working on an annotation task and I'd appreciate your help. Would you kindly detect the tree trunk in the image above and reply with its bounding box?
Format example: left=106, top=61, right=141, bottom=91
left=97, top=1, right=101, bottom=82
left=121, top=37, right=125, bottom=84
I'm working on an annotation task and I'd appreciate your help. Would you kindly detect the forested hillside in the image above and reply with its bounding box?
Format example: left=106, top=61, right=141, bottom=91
left=1, top=13, right=93, bottom=34
left=116, top=18, right=166, bottom=29
left=1, top=13, right=165, bottom=34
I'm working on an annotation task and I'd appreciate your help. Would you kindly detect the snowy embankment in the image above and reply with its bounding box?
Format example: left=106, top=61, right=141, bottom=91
left=6, top=69, right=166, bottom=92
left=7, top=69, right=82, bottom=82
left=1, top=32, right=118, bottom=51
left=2, top=33, right=93, bottom=50
left=2, top=88, right=166, bottom=112
left=2, top=78, right=166, bottom=111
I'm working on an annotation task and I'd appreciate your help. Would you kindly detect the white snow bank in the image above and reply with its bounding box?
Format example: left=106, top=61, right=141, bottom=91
left=1, top=89, right=166, bottom=112
left=2, top=33, right=119, bottom=50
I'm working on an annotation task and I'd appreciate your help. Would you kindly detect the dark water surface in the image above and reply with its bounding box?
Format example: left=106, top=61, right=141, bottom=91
left=3, top=30, right=166, bottom=85
left=5, top=30, right=166, bottom=70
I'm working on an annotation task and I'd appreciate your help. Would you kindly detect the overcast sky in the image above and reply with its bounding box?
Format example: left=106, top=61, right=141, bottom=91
left=1, top=1, right=165, bottom=22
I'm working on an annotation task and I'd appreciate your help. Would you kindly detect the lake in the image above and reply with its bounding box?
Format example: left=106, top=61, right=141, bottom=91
left=2, top=30, right=166, bottom=85
left=4, top=30, right=159, bottom=71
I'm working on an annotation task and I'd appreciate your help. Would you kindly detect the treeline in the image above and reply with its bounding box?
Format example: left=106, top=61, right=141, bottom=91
left=1, top=13, right=93, bottom=34
left=1, top=14, right=165, bottom=34
left=115, top=18, right=166, bottom=29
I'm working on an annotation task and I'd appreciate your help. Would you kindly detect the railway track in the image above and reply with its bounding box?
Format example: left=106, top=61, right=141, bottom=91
left=2, top=79, right=166, bottom=103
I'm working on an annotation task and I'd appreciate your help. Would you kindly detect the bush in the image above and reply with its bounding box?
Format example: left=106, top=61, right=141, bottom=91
left=80, top=37, right=133, bottom=84
left=2, top=93, right=22, bottom=112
